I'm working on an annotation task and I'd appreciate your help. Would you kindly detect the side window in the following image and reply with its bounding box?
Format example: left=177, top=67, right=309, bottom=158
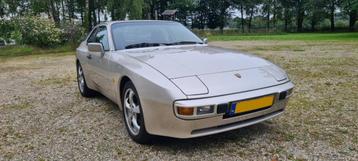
left=95, top=27, right=110, bottom=51
left=87, top=28, right=98, bottom=43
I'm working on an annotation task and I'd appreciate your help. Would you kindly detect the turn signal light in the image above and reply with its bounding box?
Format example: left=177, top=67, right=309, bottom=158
left=177, top=107, right=194, bottom=116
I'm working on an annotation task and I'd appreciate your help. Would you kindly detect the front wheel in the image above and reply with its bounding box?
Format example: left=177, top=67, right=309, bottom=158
left=122, top=81, right=152, bottom=144
left=77, top=62, right=97, bottom=97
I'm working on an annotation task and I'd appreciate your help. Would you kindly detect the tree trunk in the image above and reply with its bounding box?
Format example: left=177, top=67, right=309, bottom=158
left=273, top=0, right=277, bottom=30
left=91, top=0, right=97, bottom=26
left=296, top=0, right=304, bottom=32
left=49, top=0, right=60, bottom=25
left=68, top=0, right=75, bottom=22
left=267, top=6, right=270, bottom=32
left=61, top=0, right=66, bottom=22
left=311, top=19, right=316, bottom=31
left=97, top=8, right=101, bottom=23
left=330, top=2, right=335, bottom=31
left=80, top=11, right=83, bottom=24
left=87, top=0, right=93, bottom=31
left=349, top=10, right=357, bottom=31
left=248, top=8, right=253, bottom=33
left=284, top=8, right=289, bottom=32
left=240, top=3, right=244, bottom=33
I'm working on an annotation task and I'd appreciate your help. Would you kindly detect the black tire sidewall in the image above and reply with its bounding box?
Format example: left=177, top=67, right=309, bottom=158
left=76, top=62, right=96, bottom=97
left=122, top=81, right=151, bottom=144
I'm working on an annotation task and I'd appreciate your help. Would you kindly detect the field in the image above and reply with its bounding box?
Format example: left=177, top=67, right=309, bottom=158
left=208, top=32, right=358, bottom=41
left=0, top=36, right=357, bottom=160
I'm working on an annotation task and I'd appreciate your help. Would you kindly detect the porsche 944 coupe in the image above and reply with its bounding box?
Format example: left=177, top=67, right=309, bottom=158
left=76, top=20, right=294, bottom=144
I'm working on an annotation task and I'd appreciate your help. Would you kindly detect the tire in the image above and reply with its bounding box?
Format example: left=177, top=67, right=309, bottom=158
left=77, top=62, right=97, bottom=97
left=122, top=81, right=152, bottom=144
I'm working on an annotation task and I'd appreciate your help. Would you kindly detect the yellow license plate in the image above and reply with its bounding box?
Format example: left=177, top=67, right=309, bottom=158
left=234, top=95, right=274, bottom=114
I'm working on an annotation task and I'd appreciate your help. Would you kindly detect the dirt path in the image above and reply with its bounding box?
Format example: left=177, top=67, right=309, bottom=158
left=0, top=41, right=357, bottom=160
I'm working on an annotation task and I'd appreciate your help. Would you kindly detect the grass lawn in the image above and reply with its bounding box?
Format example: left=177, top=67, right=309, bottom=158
left=208, top=32, right=358, bottom=41
left=0, top=44, right=75, bottom=58
left=0, top=39, right=357, bottom=160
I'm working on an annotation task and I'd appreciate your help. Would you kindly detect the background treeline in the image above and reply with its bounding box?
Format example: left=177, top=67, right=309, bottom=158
left=0, top=0, right=358, bottom=47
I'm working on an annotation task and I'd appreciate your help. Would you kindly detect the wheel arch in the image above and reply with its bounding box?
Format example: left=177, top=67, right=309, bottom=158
left=119, top=76, right=132, bottom=107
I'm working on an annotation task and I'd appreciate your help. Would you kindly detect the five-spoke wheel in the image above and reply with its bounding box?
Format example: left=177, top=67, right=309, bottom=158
left=122, top=81, right=151, bottom=144
left=123, top=88, right=141, bottom=135
left=77, top=62, right=96, bottom=97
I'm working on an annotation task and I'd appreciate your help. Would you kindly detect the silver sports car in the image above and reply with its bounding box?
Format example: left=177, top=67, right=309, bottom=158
left=76, top=20, right=294, bottom=144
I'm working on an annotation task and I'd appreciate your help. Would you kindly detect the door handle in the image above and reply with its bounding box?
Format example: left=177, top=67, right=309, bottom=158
left=87, top=55, right=92, bottom=59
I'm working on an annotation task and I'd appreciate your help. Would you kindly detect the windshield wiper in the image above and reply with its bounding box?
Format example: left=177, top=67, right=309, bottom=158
left=125, top=43, right=166, bottom=49
left=166, top=41, right=204, bottom=46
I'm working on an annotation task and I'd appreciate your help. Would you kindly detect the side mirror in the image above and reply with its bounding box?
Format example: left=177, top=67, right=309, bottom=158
left=88, top=43, right=105, bottom=55
left=202, top=38, right=208, bottom=44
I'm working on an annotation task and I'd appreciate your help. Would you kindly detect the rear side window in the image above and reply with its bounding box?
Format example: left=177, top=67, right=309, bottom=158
left=86, top=26, right=110, bottom=51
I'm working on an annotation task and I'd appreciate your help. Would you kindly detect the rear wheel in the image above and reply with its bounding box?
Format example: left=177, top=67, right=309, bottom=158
left=77, top=62, right=97, bottom=97
left=122, top=81, right=152, bottom=144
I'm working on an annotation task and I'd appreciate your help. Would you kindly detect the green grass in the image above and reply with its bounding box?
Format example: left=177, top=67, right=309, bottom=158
left=208, top=32, right=358, bottom=41
left=0, top=44, right=75, bottom=58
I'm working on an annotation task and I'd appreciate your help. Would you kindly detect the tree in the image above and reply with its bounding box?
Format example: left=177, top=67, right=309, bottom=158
left=244, top=0, right=259, bottom=32
left=342, top=0, right=358, bottom=31
left=48, top=0, right=61, bottom=25
left=87, top=0, right=95, bottom=31
left=107, top=0, right=128, bottom=21
left=307, top=0, right=326, bottom=31
left=296, top=0, right=306, bottom=32
left=233, top=0, right=247, bottom=33
left=128, top=0, right=145, bottom=19
left=326, top=0, right=341, bottom=31
left=74, top=0, right=85, bottom=24
left=280, top=0, right=295, bottom=32
left=192, top=0, right=208, bottom=29
left=204, top=0, right=231, bottom=32
left=262, top=0, right=273, bottom=31
left=0, top=0, right=7, bottom=18
left=67, top=0, right=76, bottom=21
left=167, top=0, right=195, bottom=25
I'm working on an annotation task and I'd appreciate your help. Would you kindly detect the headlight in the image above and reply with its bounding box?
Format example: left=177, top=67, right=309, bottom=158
left=175, top=105, right=217, bottom=119
left=197, top=105, right=215, bottom=115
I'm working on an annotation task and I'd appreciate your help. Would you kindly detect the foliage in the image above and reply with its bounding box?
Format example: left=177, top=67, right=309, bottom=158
left=14, top=16, right=62, bottom=47
left=60, top=23, right=86, bottom=44
left=0, top=0, right=357, bottom=49
left=0, top=19, right=16, bottom=41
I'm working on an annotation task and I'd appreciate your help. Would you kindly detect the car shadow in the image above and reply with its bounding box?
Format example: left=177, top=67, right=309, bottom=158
left=92, top=94, right=276, bottom=150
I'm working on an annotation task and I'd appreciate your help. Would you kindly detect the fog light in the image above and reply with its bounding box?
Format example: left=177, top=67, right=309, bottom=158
left=177, top=107, right=194, bottom=116
left=217, top=104, right=228, bottom=114
left=197, top=106, right=214, bottom=115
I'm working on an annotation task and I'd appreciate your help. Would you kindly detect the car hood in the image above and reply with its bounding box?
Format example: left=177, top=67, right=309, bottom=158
left=129, top=46, right=272, bottom=78
left=127, top=45, right=288, bottom=96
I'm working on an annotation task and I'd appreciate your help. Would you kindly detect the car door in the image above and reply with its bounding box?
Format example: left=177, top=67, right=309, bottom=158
left=86, top=26, right=114, bottom=96
left=83, top=27, right=100, bottom=85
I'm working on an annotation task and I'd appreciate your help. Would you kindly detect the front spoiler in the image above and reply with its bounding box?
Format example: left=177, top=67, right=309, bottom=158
left=141, top=81, right=294, bottom=138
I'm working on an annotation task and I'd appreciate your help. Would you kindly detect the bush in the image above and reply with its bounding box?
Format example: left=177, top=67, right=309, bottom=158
left=14, top=16, right=62, bottom=47
left=60, top=23, right=86, bottom=45
left=0, top=20, right=16, bottom=41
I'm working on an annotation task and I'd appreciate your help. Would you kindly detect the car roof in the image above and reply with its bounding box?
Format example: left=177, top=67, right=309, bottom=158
left=109, top=20, right=178, bottom=25
left=94, top=20, right=178, bottom=29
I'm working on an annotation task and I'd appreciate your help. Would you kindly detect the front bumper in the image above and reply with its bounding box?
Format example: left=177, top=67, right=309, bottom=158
left=142, top=81, right=294, bottom=138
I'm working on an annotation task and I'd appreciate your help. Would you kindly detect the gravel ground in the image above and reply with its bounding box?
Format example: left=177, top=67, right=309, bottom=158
left=0, top=41, right=357, bottom=161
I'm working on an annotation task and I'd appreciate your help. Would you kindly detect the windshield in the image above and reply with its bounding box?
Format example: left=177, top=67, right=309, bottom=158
left=111, top=21, right=203, bottom=50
